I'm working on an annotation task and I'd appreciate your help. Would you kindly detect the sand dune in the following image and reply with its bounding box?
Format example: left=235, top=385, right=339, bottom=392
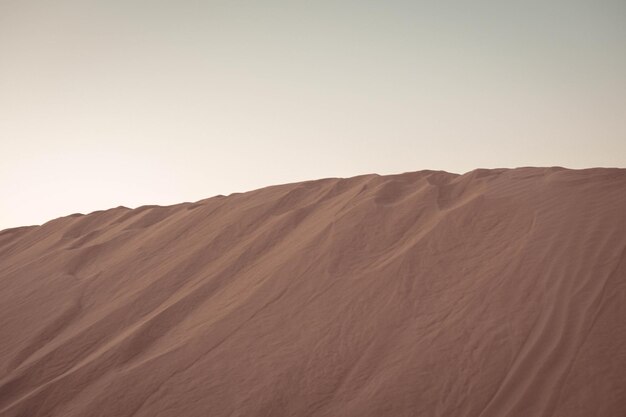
left=0, top=167, right=625, bottom=417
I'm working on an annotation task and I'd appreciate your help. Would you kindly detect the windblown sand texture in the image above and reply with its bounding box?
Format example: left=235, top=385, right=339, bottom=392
left=1, top=167, right=625, bottom=417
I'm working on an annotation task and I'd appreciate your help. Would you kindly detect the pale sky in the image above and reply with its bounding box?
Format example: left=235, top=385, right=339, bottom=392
left=1, top=0, right=625, bottom=230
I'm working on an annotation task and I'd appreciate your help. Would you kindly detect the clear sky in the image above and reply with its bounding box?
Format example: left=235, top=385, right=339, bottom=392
left=1, top=0, right=625, bottom=230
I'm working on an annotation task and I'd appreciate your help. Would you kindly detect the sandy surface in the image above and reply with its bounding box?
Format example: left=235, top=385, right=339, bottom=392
left=0, top=167, right=625, bottom=417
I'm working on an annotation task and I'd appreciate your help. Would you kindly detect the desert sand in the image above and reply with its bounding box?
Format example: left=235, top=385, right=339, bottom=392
left=0, top=167, right=625, bottom=416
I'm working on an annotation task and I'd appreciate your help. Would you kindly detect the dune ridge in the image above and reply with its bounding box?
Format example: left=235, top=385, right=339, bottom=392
left=0, top=167, right=625, bottom=417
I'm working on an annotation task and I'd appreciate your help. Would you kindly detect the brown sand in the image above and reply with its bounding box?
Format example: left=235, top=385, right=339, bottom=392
left=0, top=167, right=625, bottom=417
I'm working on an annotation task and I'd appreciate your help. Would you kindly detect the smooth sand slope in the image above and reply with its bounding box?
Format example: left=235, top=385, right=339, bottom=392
left=0, top=167, right=625, bottom=417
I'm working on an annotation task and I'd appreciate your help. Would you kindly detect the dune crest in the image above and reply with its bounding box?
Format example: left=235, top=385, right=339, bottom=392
left=1, top=167, right=625, bottom=417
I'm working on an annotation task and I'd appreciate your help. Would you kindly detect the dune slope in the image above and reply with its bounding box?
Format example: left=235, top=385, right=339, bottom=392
left=0, top=167, right=625, bottom=417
